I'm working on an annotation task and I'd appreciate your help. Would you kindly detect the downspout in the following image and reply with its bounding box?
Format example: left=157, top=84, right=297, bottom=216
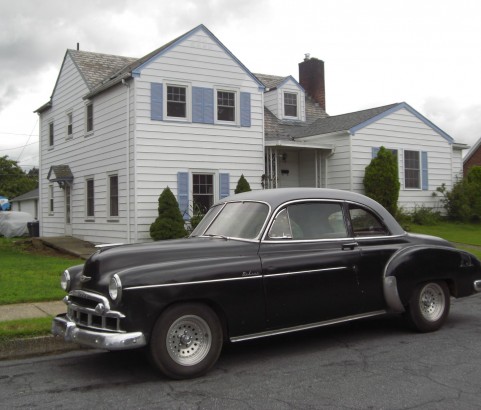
left=349, top=132, right=353, bottom=191
left=122, top=78, right=131, bottom=243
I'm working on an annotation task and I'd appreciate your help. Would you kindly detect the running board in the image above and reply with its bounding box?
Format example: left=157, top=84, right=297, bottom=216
left=230, top=310, right=387, bottom=343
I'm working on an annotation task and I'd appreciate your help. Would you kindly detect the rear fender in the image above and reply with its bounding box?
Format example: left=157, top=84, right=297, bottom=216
left=383, top=245, right=477, bottom=312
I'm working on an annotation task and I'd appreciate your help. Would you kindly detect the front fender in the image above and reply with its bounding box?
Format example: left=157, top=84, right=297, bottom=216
left=383, top=245, right=480, bottom=312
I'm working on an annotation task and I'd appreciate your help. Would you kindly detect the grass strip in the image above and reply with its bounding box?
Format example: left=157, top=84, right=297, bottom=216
left=0, top=317, right=52, bottom=342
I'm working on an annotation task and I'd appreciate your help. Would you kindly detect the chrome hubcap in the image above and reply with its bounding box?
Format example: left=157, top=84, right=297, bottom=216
left=166, top=315, right=211, bottom=366
left=419, top=283, right=445, bottom=321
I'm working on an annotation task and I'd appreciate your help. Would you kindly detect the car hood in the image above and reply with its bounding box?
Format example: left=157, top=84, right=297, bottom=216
left=80, top=237, right=260, bottom=289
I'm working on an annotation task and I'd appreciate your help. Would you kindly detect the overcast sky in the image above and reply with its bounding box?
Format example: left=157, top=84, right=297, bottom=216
left=1, top=0, right=480, bottom=170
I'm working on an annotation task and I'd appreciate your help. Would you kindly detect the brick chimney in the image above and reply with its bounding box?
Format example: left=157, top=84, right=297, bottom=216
left=299, top=55, right=326, bottom=111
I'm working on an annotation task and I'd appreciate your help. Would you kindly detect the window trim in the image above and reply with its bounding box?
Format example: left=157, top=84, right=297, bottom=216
left=85, top=102, right=94, bottom=135
left=404, top=149, right=421, bottom=190
left=108, top=173, right=119, bottom=220
left=85, top=177, right=95, bottom=219
left=214, top=87, right=239, bottom=125
left=283, top=91, right=299, bottom=119
left=163, top=82, right=191, bottom=122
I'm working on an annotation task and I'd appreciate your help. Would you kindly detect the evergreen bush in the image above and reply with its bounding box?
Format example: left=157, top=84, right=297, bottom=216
left=150, top=187, right=187, bottom=240
left=235, top=174, right=251, bottom=194
left=363, top=147, right=400, bottom=216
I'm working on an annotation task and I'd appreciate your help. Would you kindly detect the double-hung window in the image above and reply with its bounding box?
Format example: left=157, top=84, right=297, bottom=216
left=86, top=178, right=95, bottom=218
left=217, top=91, right=236, bottom=122
left=48, top=185, right=54, bottom=214
left=193, top=174, right=214, bottom=213
left=86, top=103, right=93, bottom=133
left=284, top=92, right=298, bottom=117
left=109, top=175, right=119, bottom=218
left=66, top=112, right=73, bottom=137
left=167, top=86, right=187, bottom=118
left=404, top=150, right=420, bottom=189
left=48, top=122, right=54, bottom=147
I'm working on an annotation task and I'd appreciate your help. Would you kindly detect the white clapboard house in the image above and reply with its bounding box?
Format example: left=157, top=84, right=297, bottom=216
left=36, top=24, right=467, bottom=243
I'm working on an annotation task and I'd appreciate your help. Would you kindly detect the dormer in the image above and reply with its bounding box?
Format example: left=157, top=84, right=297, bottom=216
left=256, top=55, right=327, bottom=123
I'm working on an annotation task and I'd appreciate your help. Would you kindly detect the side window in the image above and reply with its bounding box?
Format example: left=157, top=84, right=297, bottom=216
left=268, top=202, right=347, bottom=240
left=348, top=205, right=389, bottom=236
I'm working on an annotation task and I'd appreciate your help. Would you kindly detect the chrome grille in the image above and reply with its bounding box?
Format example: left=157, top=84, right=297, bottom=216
left=65, top=290, right=125, bottom=333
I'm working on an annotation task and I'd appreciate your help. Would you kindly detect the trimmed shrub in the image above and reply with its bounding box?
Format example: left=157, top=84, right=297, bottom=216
left=150, top=187, right=187, bottom=240
left=235, top=174, right=251, bottom=194
left=363, top=147, right=400, bottom=216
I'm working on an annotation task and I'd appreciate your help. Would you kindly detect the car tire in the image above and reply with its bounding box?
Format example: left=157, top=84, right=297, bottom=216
left=149, top=303, right=223, bottom=379
left=406, top=281, right=450, bottom=333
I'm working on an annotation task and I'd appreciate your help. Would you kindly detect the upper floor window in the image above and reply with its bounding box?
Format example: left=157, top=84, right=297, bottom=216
left=109, top=174, right=119, bottom=218
left=86, top=178, right=95, bottom=217
left=86, top=103, right=93, bottom=133
left=48, top=122, right=54, bottom=146
left=284, top=92, right=298, bottom=117
left=167, top=86, right=187, bottom=118
left=66, top=112, right=73, bottom=137
left=405, top=150, right=420, bottom=189
left=217, top=91, right=236, bottom=122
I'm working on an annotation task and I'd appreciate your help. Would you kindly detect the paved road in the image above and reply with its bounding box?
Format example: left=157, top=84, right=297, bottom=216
left=2, top=296, right=481, bottom=409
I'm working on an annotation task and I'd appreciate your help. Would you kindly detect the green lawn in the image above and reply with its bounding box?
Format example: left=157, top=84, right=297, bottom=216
left=409, top=222, right=481, bottom=260
left=0, top=317, right=52, bottom=342
left=0, top=238, right=83, bottom=305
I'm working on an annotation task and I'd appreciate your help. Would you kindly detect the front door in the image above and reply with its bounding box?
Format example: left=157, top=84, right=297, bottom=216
left=259, top=201, right=363, bottom=329
left=65, top=185, right=72, bottom=236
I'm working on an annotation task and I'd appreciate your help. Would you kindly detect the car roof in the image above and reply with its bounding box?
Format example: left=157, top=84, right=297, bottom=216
left=217, top=188, right=405, bottom=236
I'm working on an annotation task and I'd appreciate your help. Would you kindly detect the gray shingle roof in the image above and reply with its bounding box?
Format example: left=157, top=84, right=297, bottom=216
left=290, top=103, right=400, bottom=139
left=253, top=73, right=288, bottom=90
left=10, top=188, right=39, bottom=202
left=68, top=50, right=137, bottom=91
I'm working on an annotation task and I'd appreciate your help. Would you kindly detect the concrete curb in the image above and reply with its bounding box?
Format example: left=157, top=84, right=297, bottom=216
left=0, top=335, right=84, bottom=360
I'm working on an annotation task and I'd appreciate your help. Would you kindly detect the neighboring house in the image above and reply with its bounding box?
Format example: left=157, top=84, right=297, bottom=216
left=463, top=137, right=481, bottom=176
left=9, top=188, right=39, bottom=219
left=36, top=24, right=468, bottom=244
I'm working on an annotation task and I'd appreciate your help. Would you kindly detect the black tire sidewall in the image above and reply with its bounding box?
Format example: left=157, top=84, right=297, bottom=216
left=407, top=281, right=450, bottom=333
left=149, top=303, right=223, bottom=379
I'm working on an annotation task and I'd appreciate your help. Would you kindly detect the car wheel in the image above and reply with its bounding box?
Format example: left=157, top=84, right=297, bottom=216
left=149, top=303, right=223, bottom=379
left=406, top=281, right=450, bottom=332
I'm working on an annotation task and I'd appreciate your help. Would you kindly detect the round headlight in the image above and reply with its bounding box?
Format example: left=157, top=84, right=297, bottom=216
left=61, top=270, right=71, bottom=292
left=109, top=274, right=122, bottom=301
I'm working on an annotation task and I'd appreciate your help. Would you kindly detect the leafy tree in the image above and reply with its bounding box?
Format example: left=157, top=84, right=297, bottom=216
left=150, top=187, right=187, bottom=240
left=235, top=174, right=251, bottom=194
left=363, top=147, right=400, bottom=216
left=0, top=156, right=38, bottom=199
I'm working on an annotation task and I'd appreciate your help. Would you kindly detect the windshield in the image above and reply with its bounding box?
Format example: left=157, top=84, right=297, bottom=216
left=193, top=201, right=269, bottom=240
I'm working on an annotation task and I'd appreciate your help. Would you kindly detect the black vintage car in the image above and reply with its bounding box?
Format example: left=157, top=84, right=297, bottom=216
left=52, top=188, right=481, bottom=379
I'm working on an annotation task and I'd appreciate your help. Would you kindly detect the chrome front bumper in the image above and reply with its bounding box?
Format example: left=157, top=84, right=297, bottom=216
left=52, top=314, right=146, bottom=350
left=474, top=280, right=481, bottom=292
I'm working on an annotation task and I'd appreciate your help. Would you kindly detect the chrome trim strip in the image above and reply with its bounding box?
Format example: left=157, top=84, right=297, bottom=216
left=230, top=310, right=387, bottom=343
left=267, top=266, right=348, bottom=278
left=474, top=280, right=481, bottom=292
left=52, top=315, right=146, bottom=350
left=125, top=274, right=261, bottom=291
left=65, top=302, right=125, bottom=319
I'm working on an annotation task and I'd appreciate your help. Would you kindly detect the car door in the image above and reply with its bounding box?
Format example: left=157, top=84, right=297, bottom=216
left=345, top=203, right=407, bottom=312
left=259, top=201, right=364, bottom=330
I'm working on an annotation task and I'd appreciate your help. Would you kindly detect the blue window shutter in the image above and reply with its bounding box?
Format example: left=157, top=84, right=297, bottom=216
left=151, top=83, right=163, bottom=121
left=372, top=147, right=380, bottom=158
left=177, top=172, right=189, bottom=220
left=240, top=92, right=251, bottom=127
left=219, top=173, right=230, bottom=199
left=203, top=88, right=214, bottom=124
left=192, top=87, right=214, bottom=124
left=421, top=151, right=429, bottom=190
left=192, top=87, right=203, bottom=123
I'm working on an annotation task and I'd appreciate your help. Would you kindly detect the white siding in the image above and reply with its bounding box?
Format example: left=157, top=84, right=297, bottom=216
left=132, top=28, right=265, bottom=241
left=39, top=54, right=131, bottom=243
left=264, top=90, right=278, bottom=117
left=350, top=108, right=454, bottom=211
left=278, top=79, right=306, bottom=122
